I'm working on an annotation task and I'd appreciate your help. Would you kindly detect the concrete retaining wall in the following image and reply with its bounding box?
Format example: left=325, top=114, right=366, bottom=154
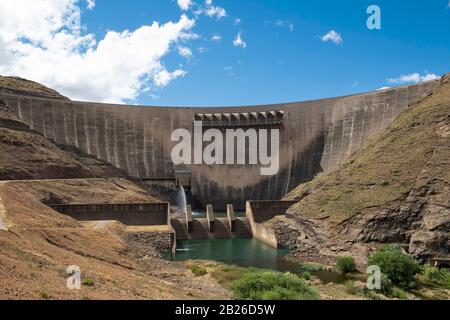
left=0, top=80, right=438, bottom=209
left=246, top=200, right=297, bottom=248
left=50, top=203, right=169, bottom=226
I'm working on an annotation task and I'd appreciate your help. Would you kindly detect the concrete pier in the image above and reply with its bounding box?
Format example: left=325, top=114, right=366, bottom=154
left=227, top=204, right=236, bottom=232
left=185, top=205, right=193, bottom=233
left=170, top=217, right=252, bottom=240
left=206, top=205, right=215, bottom=232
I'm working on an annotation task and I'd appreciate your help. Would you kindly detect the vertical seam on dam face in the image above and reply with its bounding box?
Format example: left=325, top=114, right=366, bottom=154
left=0, top=81, right=438, bottom=209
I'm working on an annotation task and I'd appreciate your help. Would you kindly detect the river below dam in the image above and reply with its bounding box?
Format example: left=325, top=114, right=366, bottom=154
left=166, top=238, right=347, bottom=284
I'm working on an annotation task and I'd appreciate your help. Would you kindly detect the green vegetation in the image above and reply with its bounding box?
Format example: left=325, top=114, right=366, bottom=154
left=368, top=245, right=419, bottom=289
left=197, top=254, right=449, bottom=301
left=210, top=265, right=266, bottom=286
left=299, top=263, right=324, bottom=272
left=344, top=281, right=358, bottom=295
left=390, top=287, right=408, bottom=300
left=422, top=265, right=450, bottom=289
left=190, top=265, right=208, bottom=277
left=376, top=273, right=393, bottom=296
left=336, top=256, right=357, bottom=274
left=38, top=292, right=50, bottom=300
left=82, top=278, right=95, bottom=287
left=232, top=272, right=319, bottom=300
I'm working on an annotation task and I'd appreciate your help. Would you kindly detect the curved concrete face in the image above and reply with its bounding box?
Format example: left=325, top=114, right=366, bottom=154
left=0, top=81, right=438, bottom=209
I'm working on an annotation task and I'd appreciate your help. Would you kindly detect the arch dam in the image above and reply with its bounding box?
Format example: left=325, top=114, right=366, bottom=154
left=0, top=80, right=438, bottom=210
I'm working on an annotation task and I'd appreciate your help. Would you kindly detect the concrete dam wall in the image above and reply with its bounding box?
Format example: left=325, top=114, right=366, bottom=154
left=49, top=203, right=170, bottom=226
left=0, top=81, right=438, bottom=209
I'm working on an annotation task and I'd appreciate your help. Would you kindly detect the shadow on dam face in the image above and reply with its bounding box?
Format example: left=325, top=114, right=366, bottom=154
left=195, top=120, right=327, bottom=211
left=0, top=80, right=439, bottom=208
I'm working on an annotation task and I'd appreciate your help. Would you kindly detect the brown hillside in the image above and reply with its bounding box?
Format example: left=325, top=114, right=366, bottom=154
left=0, top=179, right=227, bottom=300
left=280, top=73, right=450, bottom=264
left=0, top=76, right=69, bottom=100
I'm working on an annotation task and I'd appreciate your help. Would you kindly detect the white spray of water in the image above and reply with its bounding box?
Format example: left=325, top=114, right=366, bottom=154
left=175, top=185, right=187, bottom=214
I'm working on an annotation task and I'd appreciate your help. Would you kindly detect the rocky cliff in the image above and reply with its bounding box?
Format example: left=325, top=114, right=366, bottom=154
left=280, top=74, right=450, bottom=265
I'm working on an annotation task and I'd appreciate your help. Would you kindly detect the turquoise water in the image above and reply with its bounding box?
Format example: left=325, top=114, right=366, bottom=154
left=166, top=238, right=347, bottom=283
left=167, top=238, right=290, bottom=270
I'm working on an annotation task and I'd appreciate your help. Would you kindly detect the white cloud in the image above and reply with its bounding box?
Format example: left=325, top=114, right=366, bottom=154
left=191, top=1, right=227, bottom=20
left=178, top=46, right=193, bottom=57
left=177, top=0, right=192, bottom=11
left=233, top=32, right=246, bottom=48
left=377, top=86, right=391, bottom=91
left=321, top=30, right=343, bottom=45
left=86, top=0, right=95, bottom=10
left=387, top=72, right=440, bottom=84
left=234, top=18, right=241, bottom=25
left=0, top=0, right=196, bottom=103
left=205, top=6, right=226, bottom=19
left=211, top=34, right=222, bottom=42
left=154, top=69, right=187, bottom=87
left=272, top=19, right=294, bottom=32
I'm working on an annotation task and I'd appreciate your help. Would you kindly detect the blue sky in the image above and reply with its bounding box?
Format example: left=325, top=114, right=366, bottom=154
left=1, top=0, right=449, bottom=106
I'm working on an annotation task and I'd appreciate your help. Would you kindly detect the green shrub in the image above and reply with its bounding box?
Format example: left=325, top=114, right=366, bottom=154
left=39, top=292, right=50, bottom=300
left=344, top=281, right=358, bottom=295
left=260, top=288, right=304, bottom=300
left=210, top=266, right=268, bottom=287
left=376, top=273, right=393, bottom=296
left=82, top=278, right=95, bottom=287
left=299, top=263, right=324, bottom=273
left=368, top=245, right=419, bottom=289
left=422, top=265, right=450, bottom=289
left=390, top=287, right=408, bottom=300
left=336, top=256, right=357, bottom=274
left=190, top=265, right=208, bottom=277
left=232, top=272, right=319, bottom=300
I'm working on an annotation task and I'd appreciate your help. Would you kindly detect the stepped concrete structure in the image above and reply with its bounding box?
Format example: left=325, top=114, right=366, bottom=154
left=0, top=80, right=438, bottom=209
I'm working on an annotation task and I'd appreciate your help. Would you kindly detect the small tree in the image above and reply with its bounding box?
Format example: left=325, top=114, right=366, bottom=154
left=336, top=256, right=357, bottom=274
left=232, top=272, right=319, bottom=300
left=368, top=244, right=419, bottom=289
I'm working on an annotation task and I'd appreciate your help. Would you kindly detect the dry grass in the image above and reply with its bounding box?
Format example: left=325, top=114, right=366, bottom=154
left=0, top=76, right=68, bottom=100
